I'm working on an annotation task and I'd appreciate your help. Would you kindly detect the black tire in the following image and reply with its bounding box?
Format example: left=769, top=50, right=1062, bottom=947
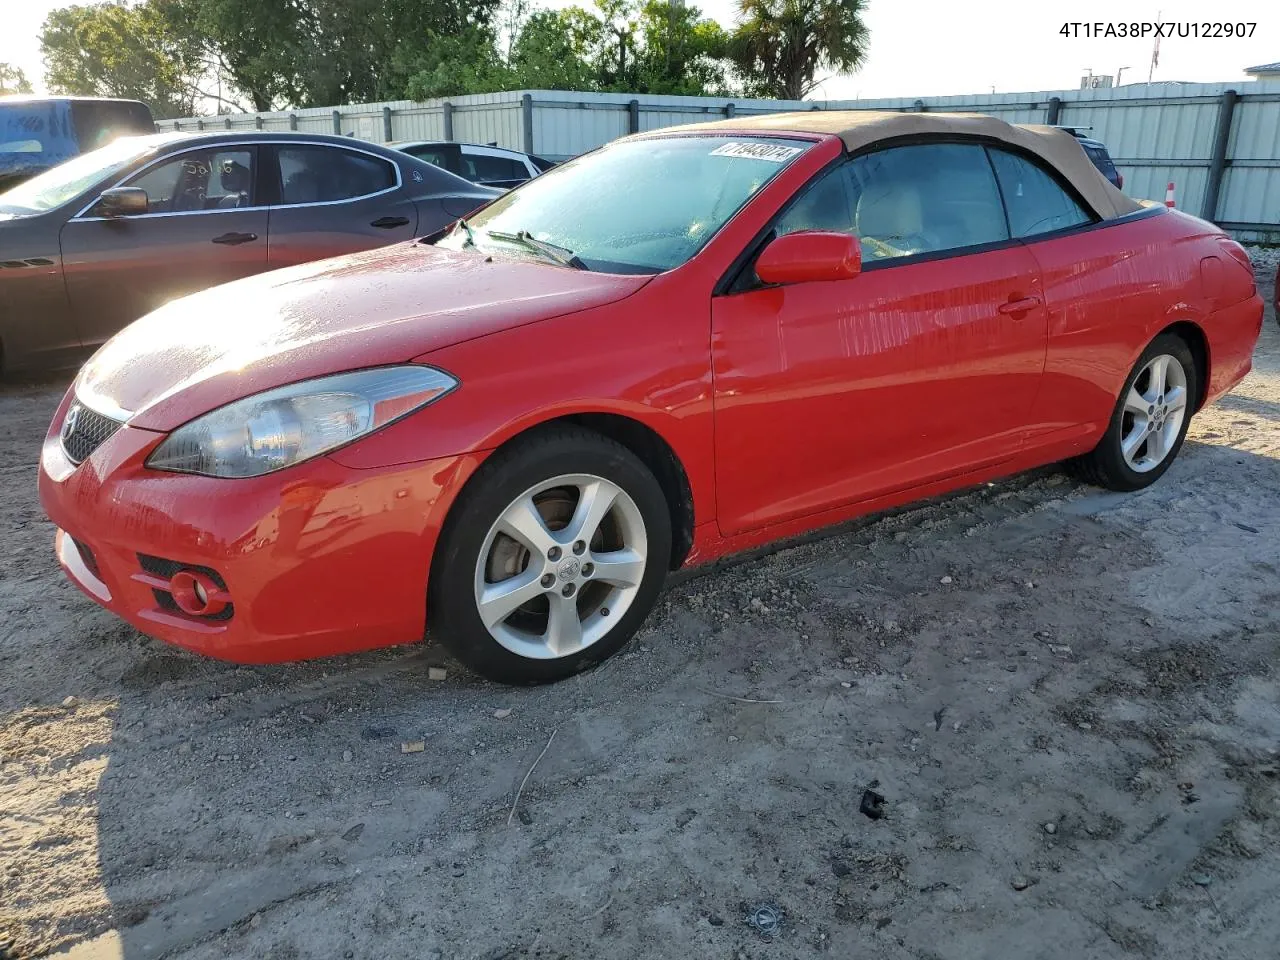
left=429, top=426, right=672, bottom=685
left=1068, top=332, right=1198, bottom=491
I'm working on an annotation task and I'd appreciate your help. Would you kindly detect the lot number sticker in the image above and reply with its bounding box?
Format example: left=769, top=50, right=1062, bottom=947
left=710, top=142, right=802, bottom=163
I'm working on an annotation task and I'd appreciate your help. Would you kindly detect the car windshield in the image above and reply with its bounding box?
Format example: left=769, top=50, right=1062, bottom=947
left=435, top=135, right=812, bottom=273
left=0, top=133, right=181, bottom=216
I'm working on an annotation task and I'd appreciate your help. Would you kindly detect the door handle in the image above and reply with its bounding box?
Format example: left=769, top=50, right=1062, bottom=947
left=998, top=295, right=1041, bottom=315
left=211, top=232, right=258, bottom=245
left=370, top=216, right=411, bottom=229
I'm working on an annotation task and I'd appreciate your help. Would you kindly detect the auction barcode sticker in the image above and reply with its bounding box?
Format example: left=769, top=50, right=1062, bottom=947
left=709, top=142, right=803, bottom=163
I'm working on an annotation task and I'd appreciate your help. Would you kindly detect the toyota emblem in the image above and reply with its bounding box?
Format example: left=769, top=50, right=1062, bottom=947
left=61, top=404, right=81, bottom=444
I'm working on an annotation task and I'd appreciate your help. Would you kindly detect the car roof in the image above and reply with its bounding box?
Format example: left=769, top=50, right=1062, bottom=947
left=654, top=109, right=1140, bottom=221
left=392, top=140, right=526, bottom=154
left=0, top=95, right=149, bottom=106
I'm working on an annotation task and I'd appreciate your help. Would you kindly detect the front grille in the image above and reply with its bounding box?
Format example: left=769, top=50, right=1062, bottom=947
left=60, top=402, right=123, bottom=465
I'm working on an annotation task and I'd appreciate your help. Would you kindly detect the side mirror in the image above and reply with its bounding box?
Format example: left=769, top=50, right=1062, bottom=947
left=95, top=187, right=149, bottom=218
left=755, top=230, right=861, bottom=285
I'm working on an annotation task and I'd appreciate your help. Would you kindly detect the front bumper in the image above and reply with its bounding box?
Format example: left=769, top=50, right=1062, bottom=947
left=38, top=393, right=478, bottom=663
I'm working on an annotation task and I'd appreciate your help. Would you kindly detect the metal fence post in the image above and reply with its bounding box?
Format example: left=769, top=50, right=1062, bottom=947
left=255, top=115, right=264, bottom=130
left=443, top=101, right=454, bottom=141
left=289, top=113, right=298, bottom=131
left=332, top=110, right=342, bottom=135
left=196, top=119, right=204, bottom=131
left=628, top=99, right=640, bottom=134
left=1202, top=89, right=1238, bottom=222
left=725, top=102, right=736, bottom=118
left=224, top=117, right=232, bottom=129
left=382, top=106, right=393, bottom=142
left=522, top=93, right=534, bottom=154
left=1046, top=96, right=1062, bottom=125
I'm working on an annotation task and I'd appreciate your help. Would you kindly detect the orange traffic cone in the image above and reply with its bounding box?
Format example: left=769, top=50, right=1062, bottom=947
left=1164, top=181, right=1176, bottom=208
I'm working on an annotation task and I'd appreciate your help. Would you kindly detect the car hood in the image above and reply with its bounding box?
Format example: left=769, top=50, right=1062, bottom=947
left=77, top=242, right=651, bottom=431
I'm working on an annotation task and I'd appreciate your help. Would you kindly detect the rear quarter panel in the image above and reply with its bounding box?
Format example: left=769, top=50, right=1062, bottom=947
left=1020, top=208, right=1257, bottom=448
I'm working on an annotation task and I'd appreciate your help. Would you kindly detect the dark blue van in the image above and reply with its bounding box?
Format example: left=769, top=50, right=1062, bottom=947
left=0, top=96, right=155, bottom=191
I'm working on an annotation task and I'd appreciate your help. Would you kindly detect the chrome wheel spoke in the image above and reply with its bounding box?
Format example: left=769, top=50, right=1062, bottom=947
left=590, top=547, right=645, bottom=588
left=1121, top=421, right=1149, bottom=461
left=497, top=495, right=557, bottom=555
left=544, top=592, right=584, bottom=656
left=1165, top=384, right=1188, bottom=413
left=477, top=569, right=544, bottom=629
left=1124, top=385, right=1150, bottom=417
left=565, top=478, right=620, bottom=545
left=1147, top=422, right=1168, bottom=461
left=1147, top=355, right=1169, bottom=398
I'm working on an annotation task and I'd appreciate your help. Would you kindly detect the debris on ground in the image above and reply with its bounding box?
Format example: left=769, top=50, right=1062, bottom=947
left=428, top=667, right=448, bottom=681
left=859, top=783, right=887, bottom=820
left=745, top=902, right=783, bottom=939
left=493, top=708, right=512, bottom=719
left=1011, top=876, right=1032, bottom=891
left=400, top=740, right=425, bottom=754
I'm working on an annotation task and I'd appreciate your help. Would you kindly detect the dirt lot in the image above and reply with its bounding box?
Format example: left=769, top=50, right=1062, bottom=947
left=2, top=263, right=1278, bottom=960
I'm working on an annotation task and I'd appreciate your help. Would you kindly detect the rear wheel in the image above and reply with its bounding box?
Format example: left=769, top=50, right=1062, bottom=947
left=430, top=427, right=671, bottom=684
left=1069, top=333, right=1197, bottom=491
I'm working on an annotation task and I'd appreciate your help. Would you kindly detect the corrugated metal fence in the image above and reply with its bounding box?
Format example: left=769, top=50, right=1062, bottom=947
left=169, top=82, right=1280, bottom=241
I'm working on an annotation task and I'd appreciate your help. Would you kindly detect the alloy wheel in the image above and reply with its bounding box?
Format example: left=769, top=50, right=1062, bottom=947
left=1120, top=353, right=1189, bottom=473
left=473, top=474, right=648, bottom=660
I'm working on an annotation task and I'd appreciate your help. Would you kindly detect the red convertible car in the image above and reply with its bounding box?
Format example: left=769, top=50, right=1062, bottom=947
left=39, top=112, right=1264, bottom=684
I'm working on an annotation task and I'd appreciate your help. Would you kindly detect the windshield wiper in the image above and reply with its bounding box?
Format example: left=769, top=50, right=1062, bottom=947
left=485, top=229, right=588, bottom=270
left=454, top=218, right=476, bottom=247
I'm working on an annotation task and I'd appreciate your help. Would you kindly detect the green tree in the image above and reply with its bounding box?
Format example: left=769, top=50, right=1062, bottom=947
left=631, top=0, right=732, bottom=95
left=157, top=0, right=305, bottom=112
left=730, top=0, right=870, bottom=100
left=401, top=26, right=511, bottom=100
left=503, top=0, right=733, bottom=96
left=40, top=2, right=203, bottom=118
left=508, top=8, right=605, bottom=91
left=0, top=63, right=34, bottom=95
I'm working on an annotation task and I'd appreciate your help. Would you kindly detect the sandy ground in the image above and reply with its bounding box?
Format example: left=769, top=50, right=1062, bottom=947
left=1, top=264, right=1278, bottom=960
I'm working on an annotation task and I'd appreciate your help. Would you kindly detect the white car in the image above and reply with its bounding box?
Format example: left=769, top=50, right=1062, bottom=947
left=390, top=141, right=555, bottom=189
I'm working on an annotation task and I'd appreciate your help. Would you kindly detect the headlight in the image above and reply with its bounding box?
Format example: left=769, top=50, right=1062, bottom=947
left=146, top=366, right=457, bottom=478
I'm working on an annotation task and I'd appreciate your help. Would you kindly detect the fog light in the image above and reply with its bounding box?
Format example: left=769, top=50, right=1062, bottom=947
left=169, top=570, right=228, bottom=617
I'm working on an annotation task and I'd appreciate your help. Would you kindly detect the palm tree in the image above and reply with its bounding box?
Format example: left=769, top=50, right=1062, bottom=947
left=730, top=0, right=869, bottom=101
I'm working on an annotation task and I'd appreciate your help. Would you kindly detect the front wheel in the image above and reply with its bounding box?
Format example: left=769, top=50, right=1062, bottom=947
left=1069, top=333, right=1198, bottom=491
left=430, top=427, right=672, bottom=684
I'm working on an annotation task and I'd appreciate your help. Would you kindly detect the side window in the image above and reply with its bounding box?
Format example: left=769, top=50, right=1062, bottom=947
left=988, top=148, right=1092, bottom=238
left=847, top=143, right=1009, bottom=261
left=774, top=165, right=855, bottom=236
left=124, top=148, right=253, bottom=213
left=277, top=146, right=396, bottom=205
left=464, top=152, right=527, bottom=183
left=410, top=148, right=449, bottom=168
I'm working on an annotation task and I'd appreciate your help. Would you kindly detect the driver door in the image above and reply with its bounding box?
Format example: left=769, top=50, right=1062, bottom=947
left=60, top=144, right=268, bottom=348
left=711, top=141, right=1049, bottom=536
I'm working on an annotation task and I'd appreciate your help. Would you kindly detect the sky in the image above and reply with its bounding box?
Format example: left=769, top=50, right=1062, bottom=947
left=2, top=0, right=1275, bottom=102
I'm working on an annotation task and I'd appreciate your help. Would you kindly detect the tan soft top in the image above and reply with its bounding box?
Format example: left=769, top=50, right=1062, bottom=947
left=652, top=110, right=1140, bottom=221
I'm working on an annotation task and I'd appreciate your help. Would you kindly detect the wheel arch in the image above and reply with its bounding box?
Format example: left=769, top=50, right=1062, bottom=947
left=436, top=410, right=698, bottom=574
left=1158, top=319, right=1210, bottom=411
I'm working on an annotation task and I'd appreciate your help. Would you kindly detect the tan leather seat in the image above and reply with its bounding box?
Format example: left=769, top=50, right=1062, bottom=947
left=855, top=181, right=928, bottom=255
